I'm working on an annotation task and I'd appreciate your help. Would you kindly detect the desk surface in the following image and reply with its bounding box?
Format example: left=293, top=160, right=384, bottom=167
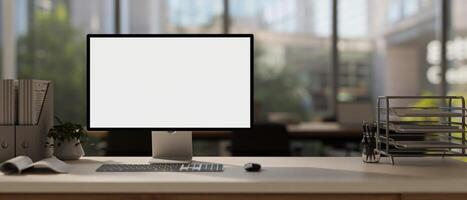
left=0, top=157, right=466, bottom=194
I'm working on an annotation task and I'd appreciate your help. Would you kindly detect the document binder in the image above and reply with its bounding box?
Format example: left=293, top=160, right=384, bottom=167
left=0, top=126, right=15, bottom=162
left=0, top=82, right=53, bottom=162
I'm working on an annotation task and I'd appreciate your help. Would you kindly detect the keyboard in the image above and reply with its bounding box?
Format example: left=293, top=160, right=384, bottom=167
left=96, top=163, right=224, bottom=172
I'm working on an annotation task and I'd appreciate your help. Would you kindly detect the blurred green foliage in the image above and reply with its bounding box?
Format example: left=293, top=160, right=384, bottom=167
left=17, top=3, right=86, bottom=124
left=405, top=91, right=440, bottom=122
left=408, top=91, right=467, bottom=141
left=253, top=44, right=311, bottom=121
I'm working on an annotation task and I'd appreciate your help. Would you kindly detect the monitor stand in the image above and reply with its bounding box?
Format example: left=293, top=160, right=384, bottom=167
left=148, top=131, right=193, bottom=164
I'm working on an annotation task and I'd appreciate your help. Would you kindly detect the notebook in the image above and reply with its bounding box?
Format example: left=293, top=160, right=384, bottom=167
left=0, top=156, right=71, bottom=174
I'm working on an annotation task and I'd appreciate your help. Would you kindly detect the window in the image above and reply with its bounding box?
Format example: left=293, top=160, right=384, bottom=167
left=0, top=0, right=454, bottom=126
left=15, top=0, right=115, bottom=124
left=387, top=0, right=442, bottom=97
left=448, top=0, right=467, bottom=141
left=120, top=0, right=223, bottom=33
left=339, top=0, right=441, bottom=105
left=449, top=0, right=467, bottom=97
left=337, top=0, right=370, bottom=102
left=230, top=0, right=333, bottom=121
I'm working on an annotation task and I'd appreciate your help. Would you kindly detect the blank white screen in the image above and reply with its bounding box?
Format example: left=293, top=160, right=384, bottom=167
left=89, top=37, right=251, bottom=128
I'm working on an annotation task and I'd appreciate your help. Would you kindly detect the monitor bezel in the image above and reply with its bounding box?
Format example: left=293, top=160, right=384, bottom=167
left=86, top=34, right=254, bottom=131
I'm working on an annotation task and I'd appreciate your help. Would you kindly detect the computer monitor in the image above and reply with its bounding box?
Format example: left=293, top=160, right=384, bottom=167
left=87, top=34, right=253, bottom=163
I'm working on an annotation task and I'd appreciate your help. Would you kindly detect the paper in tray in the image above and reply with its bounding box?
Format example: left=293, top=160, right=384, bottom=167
left=390, top=124, right=462, bottom=133
left=391, top=108, right=463, bottom=117
left=392, top=141, right=467, bottom=149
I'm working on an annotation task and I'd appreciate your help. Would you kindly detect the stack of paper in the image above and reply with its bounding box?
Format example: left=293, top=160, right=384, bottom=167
left=18, top=80, right=50, bottom=125
left=0, top=80, right=17, bottom=125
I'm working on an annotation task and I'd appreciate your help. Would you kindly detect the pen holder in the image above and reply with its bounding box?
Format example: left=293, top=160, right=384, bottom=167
left=361, top=122, right=380, bottom=163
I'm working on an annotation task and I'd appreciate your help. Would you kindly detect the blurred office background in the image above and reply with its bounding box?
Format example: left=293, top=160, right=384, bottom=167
left=1, top=0, right=466, bottom=156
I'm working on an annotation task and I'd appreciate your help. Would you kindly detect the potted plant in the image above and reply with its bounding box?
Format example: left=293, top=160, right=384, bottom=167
left=48, top=117, right=86, bottom=160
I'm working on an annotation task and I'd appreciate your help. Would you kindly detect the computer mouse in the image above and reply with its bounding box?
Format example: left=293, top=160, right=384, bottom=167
left=244, top=163, right=261, bottom=172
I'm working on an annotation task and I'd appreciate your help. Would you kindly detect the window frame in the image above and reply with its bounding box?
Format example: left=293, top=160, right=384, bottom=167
left=1, top=0, right=450, bottom=121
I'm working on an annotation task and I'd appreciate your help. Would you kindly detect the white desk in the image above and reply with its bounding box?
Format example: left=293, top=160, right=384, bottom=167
left=0, top=157, right=466, bottom=200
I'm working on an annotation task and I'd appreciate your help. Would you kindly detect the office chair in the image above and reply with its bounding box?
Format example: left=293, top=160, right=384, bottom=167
left=231, top=123, right=291, bottom=156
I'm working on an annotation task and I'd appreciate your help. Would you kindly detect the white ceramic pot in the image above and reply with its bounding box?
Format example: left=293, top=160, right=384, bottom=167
left=53, top=138, right=85, bottom=160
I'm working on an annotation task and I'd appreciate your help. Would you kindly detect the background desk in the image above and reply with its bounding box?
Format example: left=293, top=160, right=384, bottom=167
left=192, top=122, right=361, bottom=139
left=0, top=157, right=466, bottom=200
left=89, top=122, right=362, bottom=140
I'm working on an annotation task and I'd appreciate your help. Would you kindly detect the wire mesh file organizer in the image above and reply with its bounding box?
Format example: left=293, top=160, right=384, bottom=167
left=375, top=96, right=467, bottom=164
